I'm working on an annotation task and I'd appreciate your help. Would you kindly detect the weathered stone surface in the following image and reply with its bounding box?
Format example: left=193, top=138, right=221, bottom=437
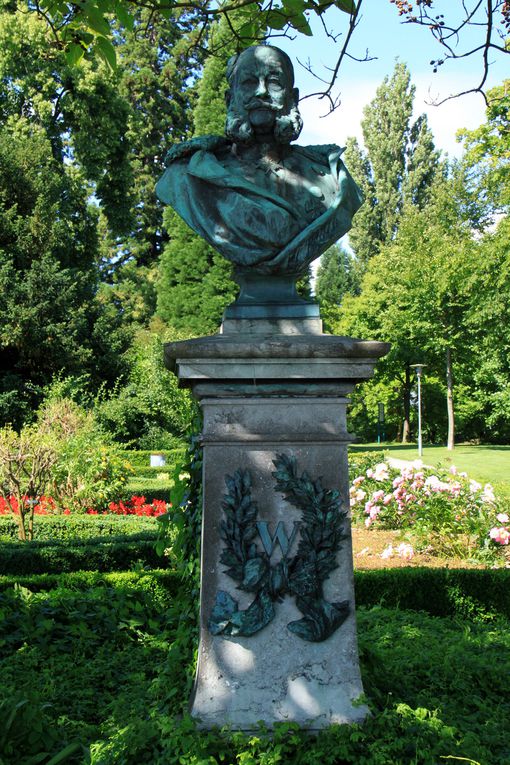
left=165, top=334, right=388, bottom=730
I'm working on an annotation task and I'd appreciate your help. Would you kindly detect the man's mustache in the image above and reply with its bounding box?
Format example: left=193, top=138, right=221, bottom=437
left=246, top=99, right=281, bottom=112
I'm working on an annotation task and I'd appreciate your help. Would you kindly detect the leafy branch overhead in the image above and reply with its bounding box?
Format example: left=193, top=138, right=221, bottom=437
left=35, top=0, right=356, bottom=72
left=26, top=0, right=510, bottom=106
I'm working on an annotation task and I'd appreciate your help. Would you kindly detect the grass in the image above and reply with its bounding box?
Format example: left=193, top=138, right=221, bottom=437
left=350, top=442, right=510, bottom=499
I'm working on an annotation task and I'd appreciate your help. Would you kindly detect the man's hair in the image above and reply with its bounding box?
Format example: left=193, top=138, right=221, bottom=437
left=226, top=45, right=295, bottom=88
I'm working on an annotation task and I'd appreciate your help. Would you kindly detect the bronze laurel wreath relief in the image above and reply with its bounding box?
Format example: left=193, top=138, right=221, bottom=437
left=208, top=454, right=350, bottom=643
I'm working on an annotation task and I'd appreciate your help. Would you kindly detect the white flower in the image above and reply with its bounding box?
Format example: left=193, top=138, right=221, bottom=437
left=373, top=463, right=389, bottom=481
left=397, top=543, right=414, bottom=560
left=481, top=484, right=496, bottom=504
left=380, top=544, right=393, bottom=559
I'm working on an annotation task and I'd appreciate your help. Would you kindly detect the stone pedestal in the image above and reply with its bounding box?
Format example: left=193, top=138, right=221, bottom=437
left=165, top=327, right=388, bottom=730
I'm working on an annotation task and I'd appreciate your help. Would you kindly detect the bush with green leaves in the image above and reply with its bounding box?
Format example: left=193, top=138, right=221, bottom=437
left=0, top=533, right=165, bottom=575
left=94, top=329, right=196, bottom=449
left=0, top=423, right=58, bottom=540
left=0, top=513, right=157, bottom=543
left=350, top=457, right=507, bottom=561
left=0, top=569, right=509, bottom=764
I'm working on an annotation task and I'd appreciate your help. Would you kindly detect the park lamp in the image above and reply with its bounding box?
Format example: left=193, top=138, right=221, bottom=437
left=410, top=364, right=427, bottom=457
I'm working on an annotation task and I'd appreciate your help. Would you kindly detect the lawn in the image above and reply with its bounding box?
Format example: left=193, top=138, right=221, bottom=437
left=350, top=443, right=510, bottom=499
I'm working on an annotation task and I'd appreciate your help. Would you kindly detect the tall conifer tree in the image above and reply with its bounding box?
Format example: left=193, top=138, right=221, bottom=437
left=156, top=21, right=242, bottom=336
left=344, top=63, right=441, bottom=273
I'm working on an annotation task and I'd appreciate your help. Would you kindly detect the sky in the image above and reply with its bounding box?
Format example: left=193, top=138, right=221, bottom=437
left=277, top=0, right=507, bottom=158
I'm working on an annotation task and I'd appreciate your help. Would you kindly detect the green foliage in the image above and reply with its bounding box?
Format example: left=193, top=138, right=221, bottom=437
left=94, top=329, right=196, bottom=448
left=0, top=567, right=509, bottom=763
left=348, top=450, right=386, bottom=477
left=355, top=567, right=510, bottom=620
left=156, top=425, right=203, bottom=585
left=0, top=534, right=165, bottom=575
left=14, top=0, right=356, bottom=71
left=458, top=79, right=510, bottom=211
left=34, top=396, right=132, bottom=513
left=0, top=513, right=157, bottom=542
left=344, top=63, right=441, bottom=273
left=0, top=423, right=57, bottom=541
left=315, top=244, right=359, bottom=308
left=121, top=448, right=185, bottom=471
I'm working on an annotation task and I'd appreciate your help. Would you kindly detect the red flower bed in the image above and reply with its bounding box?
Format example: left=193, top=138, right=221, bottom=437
left=0, top=495, right=168, bottom=517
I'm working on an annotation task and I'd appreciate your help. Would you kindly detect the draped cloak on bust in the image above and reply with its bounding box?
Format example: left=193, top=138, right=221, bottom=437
left=156, top=135, right=363, bottom=276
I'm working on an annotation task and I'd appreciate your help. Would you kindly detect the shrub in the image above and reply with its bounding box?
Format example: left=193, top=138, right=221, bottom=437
left=0, top=514, right=157, bottom=543
left=0, top=534, right=166, bottom=575
left=350, top=458, right=507, bottom=561
left=0, top=424, right=57, bottom=540
left=354, top=567, right=510, bottom=620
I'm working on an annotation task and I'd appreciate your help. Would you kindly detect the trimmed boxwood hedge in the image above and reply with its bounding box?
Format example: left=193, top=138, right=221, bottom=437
left=121, top=448, right=186, bottom=474
left=0, top=568, right=180, bottom=595
left=0, top=533, right=166, bottom=575
left=354, top=567, right=510, bottom=620
left=124, top=481, right=172, bottom=502
left=0, top=560, right=508, bottom=621
left=0, top=514, right=158, bottom=543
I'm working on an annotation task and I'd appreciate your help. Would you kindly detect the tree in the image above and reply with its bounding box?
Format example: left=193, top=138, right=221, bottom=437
left=315, top=244, right=359, bottom=305
left=344, top=62, right=441, bottom=274
left=156, top=17, right=245, bottom=335
left=338, top=177, right=477, bottom=447
left=464, top=215, right=510, bottom=441
left=458, top=79, right=510, bottom=212
left=17, top=1, right=510, bottom=107
left=0, top=117, right=131, bottom=427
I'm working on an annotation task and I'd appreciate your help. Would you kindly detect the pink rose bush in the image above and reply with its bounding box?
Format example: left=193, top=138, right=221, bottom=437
left=350, top=460, right=509, bottom=561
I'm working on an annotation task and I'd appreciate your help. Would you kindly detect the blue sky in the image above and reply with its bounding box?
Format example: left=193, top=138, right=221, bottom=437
left=277, top=0, right=507, bottom=157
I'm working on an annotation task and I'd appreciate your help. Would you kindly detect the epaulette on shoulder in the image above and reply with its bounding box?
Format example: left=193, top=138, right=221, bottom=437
left=295, top=143, right=344, bottom=164
left=164, top=135, right=229, bottom=166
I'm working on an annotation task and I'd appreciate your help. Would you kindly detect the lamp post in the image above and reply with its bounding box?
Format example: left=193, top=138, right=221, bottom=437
left=411, top=364, right=426, bottom=457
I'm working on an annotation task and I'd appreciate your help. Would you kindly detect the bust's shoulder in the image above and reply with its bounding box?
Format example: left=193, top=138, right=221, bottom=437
left=164, top=135, right=231, bottom=166
left=291, top=143, right=344, bottom=166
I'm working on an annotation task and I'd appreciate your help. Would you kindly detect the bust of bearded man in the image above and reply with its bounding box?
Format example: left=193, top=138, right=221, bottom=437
left=156, top=45, right=362, bottom=283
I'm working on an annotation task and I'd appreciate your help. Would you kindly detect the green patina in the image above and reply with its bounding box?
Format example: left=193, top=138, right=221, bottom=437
left=209, top=453, right=350, bottom=642
left=156, top=45, right=362, bottom=313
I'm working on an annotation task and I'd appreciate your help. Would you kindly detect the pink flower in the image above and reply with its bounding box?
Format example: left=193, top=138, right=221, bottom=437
left=489, top=527, right=510, bottom=545
left=496, top=512, right=509, bottom=524
left=383, top=493, right=393, bottom=506
left=353, top=476, right=364, bottom=486
left=380, top=544, right=393, bottom=559
left=372, top=489, right=385, bottom=501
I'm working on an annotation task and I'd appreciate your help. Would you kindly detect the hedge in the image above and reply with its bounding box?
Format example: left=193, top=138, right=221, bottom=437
left=121, top=448, right=186, bottom=473
left=1, top=562, right=508, bottom=621
left=0, top=534, right=166, bottom=575
left=354, top=567, right=510, bottom=620
left=125, top=480, right=172, bottom=502
left=0, top=514, right=158, bottom=543
left=0, top=568, right=180, bottom=595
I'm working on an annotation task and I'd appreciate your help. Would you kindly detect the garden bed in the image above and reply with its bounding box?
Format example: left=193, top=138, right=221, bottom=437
left=352, top=527, right=494, bottom=569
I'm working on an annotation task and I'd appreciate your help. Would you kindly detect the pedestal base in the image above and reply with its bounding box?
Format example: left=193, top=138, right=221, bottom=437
left=165, top=333, right=389, bottom=730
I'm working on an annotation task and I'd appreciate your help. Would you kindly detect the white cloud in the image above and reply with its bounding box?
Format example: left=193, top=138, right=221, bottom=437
left=298, top=74, right=488, bottom=158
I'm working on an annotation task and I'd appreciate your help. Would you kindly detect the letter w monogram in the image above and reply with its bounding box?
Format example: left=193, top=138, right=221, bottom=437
left=256, top=521, right=300, bottom=558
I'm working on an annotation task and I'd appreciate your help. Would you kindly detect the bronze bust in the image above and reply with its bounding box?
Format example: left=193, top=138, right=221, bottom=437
left=156, top=45, right=362, bottom=279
